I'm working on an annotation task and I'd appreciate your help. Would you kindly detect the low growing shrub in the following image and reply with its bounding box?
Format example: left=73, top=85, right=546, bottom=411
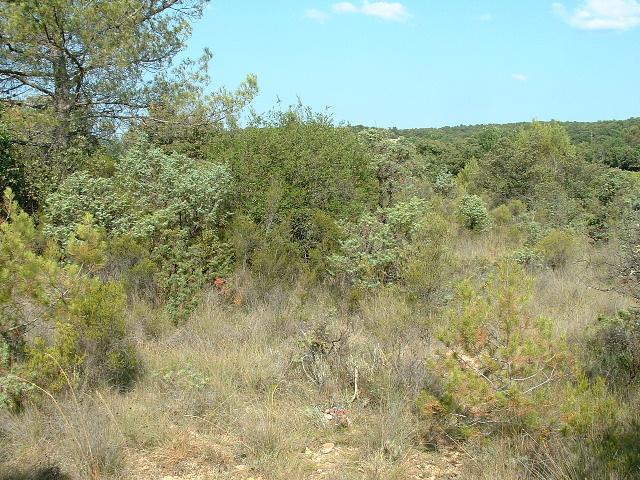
left=44, top=139, right=234, bottom=320
left=1, top=190, right=138, bottom=408
left=584, top=308, right=640, bottom=388
left=423, top=261, right=569, bottom=438
left=535, top=228, right=578, bottom=270
left=329, top=197, right=427, bottom=288
left=458, top=194, right=491, bottom=231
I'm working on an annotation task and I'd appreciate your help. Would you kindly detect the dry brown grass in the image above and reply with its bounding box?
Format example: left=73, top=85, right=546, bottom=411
left=0, top=395, right=125, bottom=480
left=529, top=262, right=631, bottom=335
left=1, top=228, right=636, bottom=480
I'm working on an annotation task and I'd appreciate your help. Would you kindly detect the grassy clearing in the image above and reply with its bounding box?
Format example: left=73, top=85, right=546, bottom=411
left=2, top=229, right=635, bottom=480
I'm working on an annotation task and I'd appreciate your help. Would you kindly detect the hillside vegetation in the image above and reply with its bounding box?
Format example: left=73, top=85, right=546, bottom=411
left=398, top=117, right=640, bottom=171
left=1, top=2, right=640, bottom=479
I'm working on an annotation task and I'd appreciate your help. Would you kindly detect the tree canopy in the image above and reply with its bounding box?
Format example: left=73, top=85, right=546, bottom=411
left=0, top=0, right=207, bottom=150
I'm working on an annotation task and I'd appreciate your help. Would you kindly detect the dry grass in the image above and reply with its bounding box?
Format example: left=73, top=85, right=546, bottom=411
left=530, top=262, right=631, bottom=335
left=91, top=282, right=437, bottom=479
left=0, top=395, right=125, bottom=480
left=1, top=230, right=637, bottom=480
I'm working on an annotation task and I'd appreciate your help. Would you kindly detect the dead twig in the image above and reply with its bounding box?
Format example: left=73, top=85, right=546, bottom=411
left=347, top=367, right=358, bottom=404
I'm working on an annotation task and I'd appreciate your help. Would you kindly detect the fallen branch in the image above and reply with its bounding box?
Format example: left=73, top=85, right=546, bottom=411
left=523, top=368, right=556, bottom=395
left=348, top=367, right=358, bottom=404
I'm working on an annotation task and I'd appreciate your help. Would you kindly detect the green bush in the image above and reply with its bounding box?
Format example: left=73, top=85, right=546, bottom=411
left=328, top=197, right=427, bottom=288
left=620, top=198, right=640, bottom=300
left=490, top=199, right=527, bottom=226
left=359, top=128, right=424, bottom=206
left=475, top=122, right=575, bottom=205
left=45, top=139, right=232, bottom=243
left=458, top=194, right=491, bottom=231
left=401, top=211, right=454, bottom=302
left=560, top=377, right=640, bottom=478
left=44, top=171, right=122, bottom=243
left=535, top=228, right=578, bottom=269
left=44, top=139, right=234, bottom=320
left=490, top=204, right=512, bottom=226
left=206, top=107, right=379, bottom=251
left=0, top=118, right=27, bottom=211
left=1, top=190, right=138, bottom=408
left=104, top=236, right=158, bottom=302
left=511, top=248, right=544, bottom=271
left=425, top=261, right=569, bottom=437
left=585, top=309, right=640, bottom=388
left=433, top=170, right=456, bottom=195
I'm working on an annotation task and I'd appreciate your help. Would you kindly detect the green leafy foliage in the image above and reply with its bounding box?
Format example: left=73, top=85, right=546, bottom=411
left=427, top=261, right=568, bottom=437
left=206, top=107, right=379, bottom=254
left=475, top=122, right=576, bottom=205
left=458, top=194, right=491, bottom=231
left=620, top=197, right=640, bottom=300
left=585, top=309, right=640, bottom=388
left=403, top=117, right=640, bottom=171
left=510, top=248, right=544, bottom=271
left=534, top=228, right=578, bottom=270
left=0, top=0, right=208, bottom=149
left=401, top=211, right=454, bottom=302
left=44, top=140, right=233, bottom=319
left=45, top=140, right=232, bottom=242
left=0, top=190, right=137, bottom=408
left=0, top=117, right=26, bottom=210
left=328, top=197, right=427, bottom=288
left=45, top=171, right=122, bottom=243
left=357, top=128, right=422, bottom=207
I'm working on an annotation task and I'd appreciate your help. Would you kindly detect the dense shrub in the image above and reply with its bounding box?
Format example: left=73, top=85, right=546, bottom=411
left=401, top=211, right=454, bottom=303
left=0, top=118, right=26, bottom=211
left=433, top=170, right=456, bottom=195
left=423, top=261, right=569, bottom=437
left=45, top=139, right=232, bottom=243
left=44, top=140, right=234, bottom=319
left=535, top=228, right=578, bottom=270
left=1, top=190, right=137, bottom=409
left=45, top=171, right=122, bottom=242
left=457, top=194, right=491, bottom=231
left=328, top=197, right=427, bottom=288
left=205, top=107, right=379, bottom=252
left=226, top=214, right=303, bottom=283
left=511, top=248, right=544, bottom=271
left=358, top=128, right=422, bottom=207
left=475, top=122, right=576, bottom=205
left=620, top=197, right=640, bottom=300
left=585, top=309, right=640, bottom=388
left=490, top=199, right=527, bottom=226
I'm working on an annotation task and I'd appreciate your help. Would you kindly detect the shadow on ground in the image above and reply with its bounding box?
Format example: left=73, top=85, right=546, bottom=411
left=0, top=466, right=70, bottom=480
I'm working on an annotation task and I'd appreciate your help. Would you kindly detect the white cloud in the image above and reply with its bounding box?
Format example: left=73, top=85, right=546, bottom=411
left=330, top=1, right=412, bottom=21
left=512, top=73, right=528, bottom=82
left=553, top=0, right=640, bottom=30
left=305, top=8, right=330, bottom=21
left=478, top=13, right=493, bottom=22
left=360, top=1, right=412, bottom=21
left=332, top=2, right=359, bottom=13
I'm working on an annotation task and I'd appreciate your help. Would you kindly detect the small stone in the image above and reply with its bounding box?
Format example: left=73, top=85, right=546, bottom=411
left=320, top=442, right=335, bottom=454
left=235, top=464, right=248, bottom=471
left=325, top=413, right=334, bottom=420
left=305, top=447, right=313, bottom=456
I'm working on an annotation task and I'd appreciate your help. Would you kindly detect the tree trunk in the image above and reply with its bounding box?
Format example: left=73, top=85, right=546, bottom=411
left=52, top=52, right=72, bottom=154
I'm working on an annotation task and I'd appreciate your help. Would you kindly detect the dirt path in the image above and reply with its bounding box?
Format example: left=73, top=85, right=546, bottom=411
left=128, top=429, right=464, bottom=480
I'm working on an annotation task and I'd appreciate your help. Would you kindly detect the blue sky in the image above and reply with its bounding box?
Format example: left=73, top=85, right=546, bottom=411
left=186, top=1, right=640, bottom=128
